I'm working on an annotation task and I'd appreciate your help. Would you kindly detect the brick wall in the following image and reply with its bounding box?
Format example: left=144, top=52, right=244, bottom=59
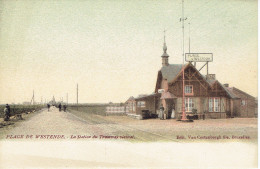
left=231, top=88, right=256, bottom=118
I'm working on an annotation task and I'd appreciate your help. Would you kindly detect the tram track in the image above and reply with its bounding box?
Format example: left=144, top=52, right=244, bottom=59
left=68, top=109, right=177, bottom=142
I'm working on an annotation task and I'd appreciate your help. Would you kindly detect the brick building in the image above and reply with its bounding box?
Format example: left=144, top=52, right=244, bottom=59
left=126, top=38, right=257, bottom=119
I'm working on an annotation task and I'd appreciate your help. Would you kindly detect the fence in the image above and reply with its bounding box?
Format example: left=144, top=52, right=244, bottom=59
left=106, top=106, right=126, bottom=115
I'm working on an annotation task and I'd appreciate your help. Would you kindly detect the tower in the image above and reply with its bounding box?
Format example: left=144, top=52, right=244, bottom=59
left=161, top=30, right=169, bottom=66
left=52, top=96, right=56, bottom=104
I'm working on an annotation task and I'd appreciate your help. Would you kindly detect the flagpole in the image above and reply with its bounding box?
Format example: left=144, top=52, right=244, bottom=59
left=181, top=0, right=190, bottom=122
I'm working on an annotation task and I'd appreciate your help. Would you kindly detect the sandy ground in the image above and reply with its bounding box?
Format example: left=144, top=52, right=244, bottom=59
left=0, top=107, right=258, bottom=168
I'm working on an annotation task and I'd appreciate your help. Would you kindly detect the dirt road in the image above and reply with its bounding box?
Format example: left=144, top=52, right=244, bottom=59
left=0, top=107, right=257, bottom=168
left=0, top=107, right=131, bottom=140
left=0, top=107, right=170, bottom=141
left=0, top=107, right=257, bottom=142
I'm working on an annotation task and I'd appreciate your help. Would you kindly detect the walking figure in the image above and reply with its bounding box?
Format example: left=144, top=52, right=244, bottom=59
left=4, top=104, right=11, bottom=121
left=63, top=105, right=67, bottom=112
left=58, top=103, right=62, bottom=112
left=47, top=104, right=50, bottom=111
left=159, top=104, right=164, bottom=120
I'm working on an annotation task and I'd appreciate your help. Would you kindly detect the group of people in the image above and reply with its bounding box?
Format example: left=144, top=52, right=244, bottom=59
left=47, top=103, right=67, bottom=112
left=58, top=103, right=67, bottom=112
left=159, top=104, right=175, bottom=120
left=3, top=103, right=68, bottom=122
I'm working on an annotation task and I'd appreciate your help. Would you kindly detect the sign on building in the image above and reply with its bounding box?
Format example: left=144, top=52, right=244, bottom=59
left=185, top=53, right=213, bottom=62
left=158, top=89, right=165, bottom=93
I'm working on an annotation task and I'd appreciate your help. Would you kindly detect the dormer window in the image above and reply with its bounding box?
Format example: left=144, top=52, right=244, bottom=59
left=241, top=99, right=246, bottom=106
left=185, top=85, right=193, bottom=95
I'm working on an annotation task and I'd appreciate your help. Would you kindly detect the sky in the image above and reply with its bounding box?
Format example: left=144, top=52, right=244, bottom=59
left=0, top=0, right=257, bottom=104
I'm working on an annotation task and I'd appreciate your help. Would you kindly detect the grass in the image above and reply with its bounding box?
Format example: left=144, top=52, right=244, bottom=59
left=0, top=104, right=45, bottom=118
left=68, top=105, right=107, bottom=116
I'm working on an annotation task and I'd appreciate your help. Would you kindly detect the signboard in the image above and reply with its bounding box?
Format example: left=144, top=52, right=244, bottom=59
left=185, top=53, right=213, bottom=62
left=158, top=89, right=165, bottom=93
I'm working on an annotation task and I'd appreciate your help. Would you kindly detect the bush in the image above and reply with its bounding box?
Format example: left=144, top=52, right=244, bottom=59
left=0, top=105, right=44, bottom=118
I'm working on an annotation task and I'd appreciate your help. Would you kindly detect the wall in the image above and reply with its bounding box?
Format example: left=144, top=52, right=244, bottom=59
left=175, top=97, right=228, bottom=119
left=231, top=88, right=256, bottom=118
left=135, top=96, right=156, bottom=115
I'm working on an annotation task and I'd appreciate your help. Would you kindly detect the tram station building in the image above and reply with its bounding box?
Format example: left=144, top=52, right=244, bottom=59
left=126, top=40, right=257, bottom=119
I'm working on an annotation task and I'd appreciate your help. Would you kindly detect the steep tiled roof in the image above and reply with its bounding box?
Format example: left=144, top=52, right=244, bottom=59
left=205, top=78, right=217, bottom=85
left=135, top=93, right=160, bottom=100
left=158, top=63, right=244, bottom=100
left=221, top=85, right=240, bottom=99
left=126, top=96, right=135, bottom=101
left=160, top=92, right=177, bottom=99
left=160, top=64, right=186, bottom=82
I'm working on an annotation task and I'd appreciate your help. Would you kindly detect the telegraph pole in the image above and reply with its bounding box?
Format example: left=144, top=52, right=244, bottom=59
left=180, top=0, right=191, bottom=122
left=67, top=93, right=68, bottom=105
left=189, top=22, right=190, bottom=54
left=189, top=22, right=196, bottom=68
left=30, top=90, right=35, bottom=105
left=77, top=84, right=78, bottom=110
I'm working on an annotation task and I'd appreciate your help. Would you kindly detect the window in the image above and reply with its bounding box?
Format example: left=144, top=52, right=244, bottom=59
left=185, top=85, right=193, bottom=95
left=209, top=98, right=213, bottom=112
left=241, top=100, right=246, bottom=106
left=214, top=98, right=220, bottom=112
left=128, top=102, right=135, bottom=112
left=185, top=98, right=194, bottom=112
left=125, top=106, right=129, bottom=113
left=209, top=97, right=220, bottom=112
left=137, top=101, right=145, bottom=108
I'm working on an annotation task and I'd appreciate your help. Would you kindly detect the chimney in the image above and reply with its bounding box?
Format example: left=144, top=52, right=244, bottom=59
left=223, top=83, right=229, bottom=87
left=206, top=74, right=216, bottom=80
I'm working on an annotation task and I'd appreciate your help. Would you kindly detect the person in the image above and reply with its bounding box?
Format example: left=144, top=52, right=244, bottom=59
left=171, top=108, right=175, bottom=119
left=159, top=104, right=164, bottom=120
left=4, top=104, right=10, bottom=121
left=47, top=104, right=50, bottom=111
left=63, top=105, right=67, bottom=112
left=58, top=103, right=62, bottom=112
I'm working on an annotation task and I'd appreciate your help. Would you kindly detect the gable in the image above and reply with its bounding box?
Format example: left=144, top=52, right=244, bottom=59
left=169, top=63, right=213, bottom=89
left=155, top=62, right=240, bottom=99
left=155, top=71, right=163, bottom=93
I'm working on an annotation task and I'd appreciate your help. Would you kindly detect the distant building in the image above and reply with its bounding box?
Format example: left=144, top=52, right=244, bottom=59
left=126, top=38, right=257, bottom=119
left=23, top=102, right=31, bottom=105
left=49, top=96, right=56, bottom=105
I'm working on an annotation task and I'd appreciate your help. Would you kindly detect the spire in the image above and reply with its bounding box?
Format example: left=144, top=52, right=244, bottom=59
left=161, top=29, right=169, bottom=66
left=163, top=29, right=167, bottom=53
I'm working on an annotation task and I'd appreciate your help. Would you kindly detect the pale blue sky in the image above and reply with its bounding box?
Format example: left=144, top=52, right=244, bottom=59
left=0, top=0, right=257, bottom=104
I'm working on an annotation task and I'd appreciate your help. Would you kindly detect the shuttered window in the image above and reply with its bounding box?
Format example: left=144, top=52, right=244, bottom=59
left=185, top=98, right=194, bottom=112
left=209, top=97, right=220, bottom=112
left=209, top=98, right=213, bottom=112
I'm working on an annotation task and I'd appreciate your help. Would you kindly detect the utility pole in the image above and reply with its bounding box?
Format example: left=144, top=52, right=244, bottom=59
left=180, top=0, right=191, bottom=122
left=77, top=84, right=78, bottom=110
left=67, top=93, right=68, bottom=105
left=30, top=90, right=35, bottom=105
left=189, top=22, right=190, bottom=54
left=189, top=22, right=196, bottom=68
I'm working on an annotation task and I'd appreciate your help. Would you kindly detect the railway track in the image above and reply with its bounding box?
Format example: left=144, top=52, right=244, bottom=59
left=68, top=109, right=177, bottom=142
